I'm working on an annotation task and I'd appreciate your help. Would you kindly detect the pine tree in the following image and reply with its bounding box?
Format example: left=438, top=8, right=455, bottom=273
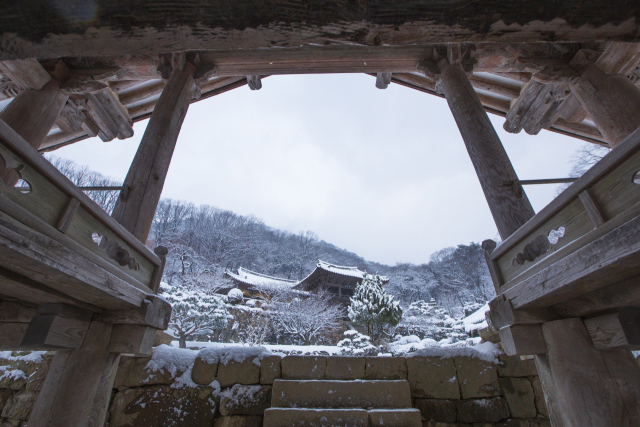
left=348, top=275, right=403, bottom=343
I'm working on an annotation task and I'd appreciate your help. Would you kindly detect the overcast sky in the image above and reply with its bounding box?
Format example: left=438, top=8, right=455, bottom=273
left=54, top=74, right=586, bottom=266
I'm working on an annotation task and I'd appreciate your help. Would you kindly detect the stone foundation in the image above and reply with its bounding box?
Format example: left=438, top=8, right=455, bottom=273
left=0, top=348, right=550, bottom=426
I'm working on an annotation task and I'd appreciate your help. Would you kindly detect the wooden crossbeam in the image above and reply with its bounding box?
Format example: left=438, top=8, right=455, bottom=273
left=584, top=308, right=640, bottom=350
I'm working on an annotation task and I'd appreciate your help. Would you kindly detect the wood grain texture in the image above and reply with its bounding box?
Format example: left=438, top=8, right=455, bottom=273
left=0, top=322, right=28, bottom=350
left=572, top=63, right=640, bottom=147
left=0, top=79, right=67, bottom=152
left=551, top=275, right=640, bottom=317
left=533, top=354, right=571, bottom=427
left=27, top=321, right=120, bottom=427
left=584, top=308, right=640, bottom=350
left=542, top=318, right=640, bottom=427
left=0, top=58, right=51, bottom=90
left=111, top=64, right=196, bottom=243
left=102, top=294, right=171, bottom=329
left=503, top=80, right=545, bottom=133
left=482, top=239, right=503, bottom=293
left=55, top=197, right=80, bottom=233
left=579, top=188, right=607, bottom=227
left=438, top=58, right=535, bottom=240
left=0, top=300, right=37, bottom=323
left=499, top=324, right=547, bottom=356
left=488, top=294, right=557, bottom=329
left=107, top=324, right=156, bottom=355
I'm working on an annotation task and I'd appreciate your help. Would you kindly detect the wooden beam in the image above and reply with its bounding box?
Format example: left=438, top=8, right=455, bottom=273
left=541, top=318, right=640, bottom=426
left=0, top=58, right=51, bottom=90
left=482, top=239, right=503, bottom=293
left=107, top=325, right=156, bottom=355
left=468, top=74, right=521, bottom=99
left=55, top=197, right=81, bottom=233
left=0, top=300, right=37, bottom=323
left=20, top=304, right=93, bottom=350
left=437, top=55, right=535, bottom=239
left=499, top=324, right=548, bottom=356
left=247, top=75, right=262, bottom=90
left=91, top=89, right=133, bottom=140
left=579, top=188, right=608, bottom=227
left=504, top=80, right=545, bottom=133
left=111, top=64, right=197, bottom=243
left=584, top=308, right=640, bottom=350
left=0, top=323, right=29, bottom=350
left=489, top=295, right=557, bottom=329
left=0, top=79, right=68, bottom=152
left=102, top=294, right=171, bottom=329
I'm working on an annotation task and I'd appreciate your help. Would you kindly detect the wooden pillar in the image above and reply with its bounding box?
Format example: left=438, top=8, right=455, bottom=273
left=111, top=63, right=196, bottom=242
left=437, top=56, right=536, bottom=239
left=571, top=63, right=640, bottom=148
left=542, top=318, right=640, bottom=426
left=27, top=322, right=120, bottom=427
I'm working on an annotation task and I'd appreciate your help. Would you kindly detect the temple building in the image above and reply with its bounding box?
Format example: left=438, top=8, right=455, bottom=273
left=226, top=260, right=388, bottom=302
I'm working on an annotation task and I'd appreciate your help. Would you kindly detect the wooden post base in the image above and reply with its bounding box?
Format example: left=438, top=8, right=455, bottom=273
left=542, top=318, right=640, bottom=427
left=27, top=322, right=120, bottom=427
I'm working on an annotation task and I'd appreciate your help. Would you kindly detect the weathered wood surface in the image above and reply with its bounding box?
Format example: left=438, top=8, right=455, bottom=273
left=0, top=323, right=29, bottom=350
left=491, top=126, right=640, bottom=292
left=499, top=324, right=547, bottom=356
left=0, top=2, right=637, bottom=59
left=111, top=64, right=196, bottom=243
left=0, top=79, right=67, bottom=150
left=488, top=294, right=557, bottom=329
left=438, top=58, right=535, bottom=240
left=533, top=355, right=571, bottom=427
left=481, top=240, right=503, bottom=293
left=0, top=300, right=37, bottom=323
left=579, top=188, right=607, bottom=227
left=21, top=304, right=92, bottom=350
left=107, top=324, right=156, bottom=355
left=584, top=308, right=640, bottom=350
left=55, top=197, right=80, bottom=233
left=542, top=318, right=640, bottom=427
left=0, top=58, right=51, bottom=89
left=102, top=294, right=171, bottom=329
left=27, top=321, right=120, bottom=427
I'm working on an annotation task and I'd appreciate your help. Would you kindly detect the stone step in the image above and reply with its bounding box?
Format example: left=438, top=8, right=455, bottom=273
left=263, top=408, right=422, bottom=427
left=271, top=379, right=412, bottom=409
left=264, top=408, right=368, bottom=427
left=368, top=409, right=422, bottom=427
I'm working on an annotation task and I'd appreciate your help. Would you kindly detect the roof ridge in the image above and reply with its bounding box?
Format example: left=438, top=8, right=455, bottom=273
left=237, top=267, right=298, bottom=283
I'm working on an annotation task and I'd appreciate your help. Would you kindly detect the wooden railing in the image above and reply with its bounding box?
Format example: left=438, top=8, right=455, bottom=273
left=0, top=119, right=162, bottom=311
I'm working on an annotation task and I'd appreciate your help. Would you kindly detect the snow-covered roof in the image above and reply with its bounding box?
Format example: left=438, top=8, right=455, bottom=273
left=297, top=260, right=389, bottom=285
left=225, top=267, right=298, bottom=288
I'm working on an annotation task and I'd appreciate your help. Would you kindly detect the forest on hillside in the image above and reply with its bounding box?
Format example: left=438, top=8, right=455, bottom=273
left=48, top=155, right=495, bottom=316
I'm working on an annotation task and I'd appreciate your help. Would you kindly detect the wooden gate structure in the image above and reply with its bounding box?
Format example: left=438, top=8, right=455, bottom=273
left=0, top=2, right=639, bottom=426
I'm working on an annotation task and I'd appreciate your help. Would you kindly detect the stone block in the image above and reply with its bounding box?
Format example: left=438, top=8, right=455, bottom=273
left=272, top=379, right=411, bottom=409
left=406, top=356, right=460, bottom=399
left=422, top=423, right=471, bottom=427
left=214, top=415, right=263, bottom=427
left=365, top=357, right=407, bottom=380
left=456, top=398, right=510, bottom=423
left=493, top=420, right=534, bottom=427
left=25, top=358, right=52, bottom=392
left=326, top=357, right=365, bottom=380
left=1, top=391, right=37, bottom=420
left=499, top=377, right=536, bottom=418
left=220, top=385, right=271, bottom=416
left=529, top=376, right=548, bottom=418
left=281, top=356, right=326, bottom=380
left=369, top=408, right=422, bottom=426
left=497, top=355, right=538, bottom=378
left=0, top=352, right=53, bottom=391
left=264, top=408, right=368, bottom=427
left=114, top=356, right=174, bottom=388
left=217, top=358, right=260, bottom=388
left=192, top=355, right=218, bottom=385
left=0, top=389, right=13, bottom=410
left=415, top=399, right=457, bottom=422
left=529, top=419, right=551, bottom=427
left=454, top=357, right=501, bottom=399
left=260, top=355, right=281, bottom=385
left=109, top=385, right=218, bottom=427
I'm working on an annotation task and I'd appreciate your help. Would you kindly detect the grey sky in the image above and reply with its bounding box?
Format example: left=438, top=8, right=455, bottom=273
left=54, top=74, right=585, bottom=265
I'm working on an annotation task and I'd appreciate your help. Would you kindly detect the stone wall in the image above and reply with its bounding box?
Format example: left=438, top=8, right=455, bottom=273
left=0, top=348, right=550, bottom=427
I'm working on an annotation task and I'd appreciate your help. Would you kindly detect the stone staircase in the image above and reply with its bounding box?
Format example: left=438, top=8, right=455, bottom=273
left=263, top=379, right=421, bottom=427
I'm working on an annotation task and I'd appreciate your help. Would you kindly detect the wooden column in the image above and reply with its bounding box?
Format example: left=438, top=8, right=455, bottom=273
left=111, top=63, right=196, bottom=242
left=437, top=57, right=536, bottom=240
left=0, top=79, right=68, bottom=149
left=27, top=322, right=120, bottom=427
left=571, top=63, right=640, bottom=148
left=542, top=318, right=640, bottom=426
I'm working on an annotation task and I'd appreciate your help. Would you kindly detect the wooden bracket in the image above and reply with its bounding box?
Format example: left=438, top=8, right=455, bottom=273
left=584, top=308, right=640, bottom=350
left=416, top=60, right=441, bottom=81
left=375, top=72, right=392, bottom=89
left=102, top=294, right=171, bottom=329
left=107, top=324, right=157, bottom=355
left=247, top=75, right=262, bottom=90
left=150, top=245, right=168, bottom=293
left=499, top=324, right=548, bottom=356
left=482, top=239, right=503, bottom=293
left=579, top=188, right=607, bottom=227
left=20, top=303, right=93, bottom=350
left=489, top=294, right=558, bottom=330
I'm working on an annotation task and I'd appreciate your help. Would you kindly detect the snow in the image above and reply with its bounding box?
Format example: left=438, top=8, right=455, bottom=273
left=178, top=341, right=344, bottom=356
left=146, top=345, right=197, bottom=378
left=219, top=384, right=265, bottom=406
left=462, top=303, right=490, bottom=333
left=226, top=267, right=298, bottom=288
left=0, top=351, right=47, bottom=363
left=196, top=345, right=272, bottom=365
left=409, top=341, right=502, bottom=364
left=227, top=288, right=244, bottom=301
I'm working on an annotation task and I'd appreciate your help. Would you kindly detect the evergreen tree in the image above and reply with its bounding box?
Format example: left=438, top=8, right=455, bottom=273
left=348, top=275, right=403, bottom=343
left=161, top=282, right=233, bottom=348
